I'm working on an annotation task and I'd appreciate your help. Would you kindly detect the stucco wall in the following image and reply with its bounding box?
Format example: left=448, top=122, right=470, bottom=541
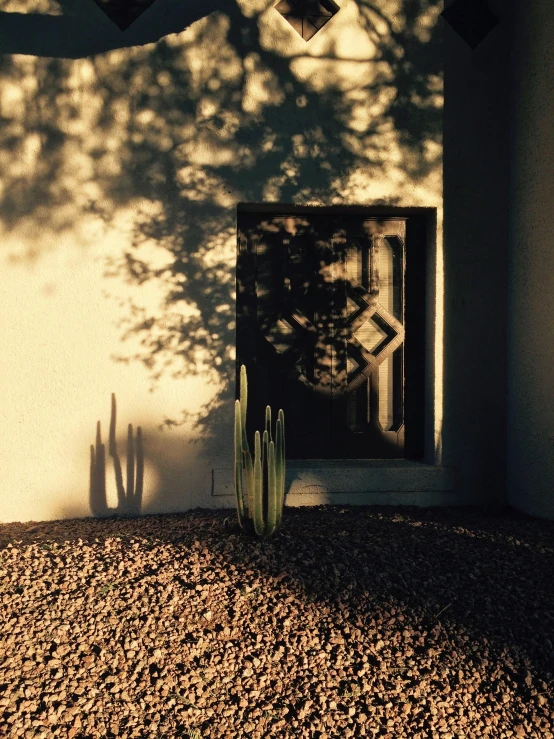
left=0, top=0, right=455, bottom=523
left=507, top=0, right=554, bottom=520
left=441, top=0, right=510, bottom=507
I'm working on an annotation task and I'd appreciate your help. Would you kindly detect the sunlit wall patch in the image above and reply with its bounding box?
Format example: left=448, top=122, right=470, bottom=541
left=91, top=0, right=158, bottom=30
left=274, top=0, right=340, bottom=41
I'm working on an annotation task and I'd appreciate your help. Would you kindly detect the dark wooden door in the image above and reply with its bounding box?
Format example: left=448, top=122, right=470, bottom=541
left=237, top=213, right=407, bottom=459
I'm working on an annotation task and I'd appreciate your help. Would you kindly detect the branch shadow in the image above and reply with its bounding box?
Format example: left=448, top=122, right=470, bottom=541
left=0, top=0, right=227, bottom=57
left=0, top=0, right=444, bottom=498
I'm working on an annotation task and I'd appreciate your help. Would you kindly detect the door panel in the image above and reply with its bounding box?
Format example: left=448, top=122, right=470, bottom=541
left=237, top=213, right=407, bottom=459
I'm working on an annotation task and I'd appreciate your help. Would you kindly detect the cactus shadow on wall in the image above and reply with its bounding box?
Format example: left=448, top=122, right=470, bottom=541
left=90, top=394, right=145, bottom=517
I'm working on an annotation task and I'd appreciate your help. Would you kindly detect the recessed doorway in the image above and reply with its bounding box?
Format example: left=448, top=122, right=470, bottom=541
left=237, top=206, right=430, bottom=461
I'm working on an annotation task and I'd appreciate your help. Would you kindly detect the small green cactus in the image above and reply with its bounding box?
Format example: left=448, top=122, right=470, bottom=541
left=234, top=365, right=286, bottom=537
left=90, top=421, right=107, bottom=516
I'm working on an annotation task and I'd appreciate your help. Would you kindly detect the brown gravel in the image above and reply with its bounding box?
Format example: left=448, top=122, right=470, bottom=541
left=0, top=504, right=553, bottom=739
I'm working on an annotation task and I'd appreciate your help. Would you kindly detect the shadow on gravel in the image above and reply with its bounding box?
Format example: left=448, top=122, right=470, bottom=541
left=1, top=504, right=553, bottom=692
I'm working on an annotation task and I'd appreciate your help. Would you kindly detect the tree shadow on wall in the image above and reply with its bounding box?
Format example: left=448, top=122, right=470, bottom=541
left=0, top=0, right=444, bottom=465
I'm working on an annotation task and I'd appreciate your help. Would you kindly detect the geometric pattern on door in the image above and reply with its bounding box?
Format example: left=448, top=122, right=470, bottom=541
left=262, top=229, right=405, bottom=395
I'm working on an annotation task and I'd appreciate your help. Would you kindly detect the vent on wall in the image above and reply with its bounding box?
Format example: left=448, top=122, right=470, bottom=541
left=440, top=0, right=500, bottom=49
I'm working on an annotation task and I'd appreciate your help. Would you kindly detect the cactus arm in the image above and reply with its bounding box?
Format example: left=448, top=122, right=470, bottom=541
left=127, top=424, right=135, bottom=507
left=253, top=431, right=264, bottom=536
left=90, top=444, right=96, bottom=488
left=113, top=455, right=125, bottom=510
left=244, top=447, right=254, bottom=521
left=266, top=441, right=277, bottom=536
left=92, top=423, right=106, bottom=516
left=108, top=393, right=126, bottom=506
left=234, top=400, right=246, bottom=527
left=89, top=445, right=97, bottom=515
left=109, top=393, right=117, bottom=457
left=96, top=442, right=107, bottom=516
left=278, top=409, right=286, bottom=513
left=97, top=443, right=106, bottom=502
left=265, top=405, right=272, bottom=443
left=262, top=429, right=269, bottom=524
left=281, top=409, right=286, bottom=501
left=275, top=417, right=283, bottom=529
left=279, top=409, right=285, bottom=458
left=135, top=427, right=144, bottom=515
left=240, top=365, right=249, bottom=453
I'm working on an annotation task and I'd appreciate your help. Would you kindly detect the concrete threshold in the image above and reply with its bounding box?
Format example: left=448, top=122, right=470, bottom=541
left=212, top=461, right=461, bottom=508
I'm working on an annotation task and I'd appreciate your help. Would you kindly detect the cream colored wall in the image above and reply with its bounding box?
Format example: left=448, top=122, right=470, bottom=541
left=0, top=0, right=443, bottom=522
left=0, top=219, right=221, bottom=522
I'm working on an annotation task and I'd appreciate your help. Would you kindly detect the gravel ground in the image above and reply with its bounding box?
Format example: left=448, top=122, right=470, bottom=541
left=1, top=504, right=553, bottom=739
